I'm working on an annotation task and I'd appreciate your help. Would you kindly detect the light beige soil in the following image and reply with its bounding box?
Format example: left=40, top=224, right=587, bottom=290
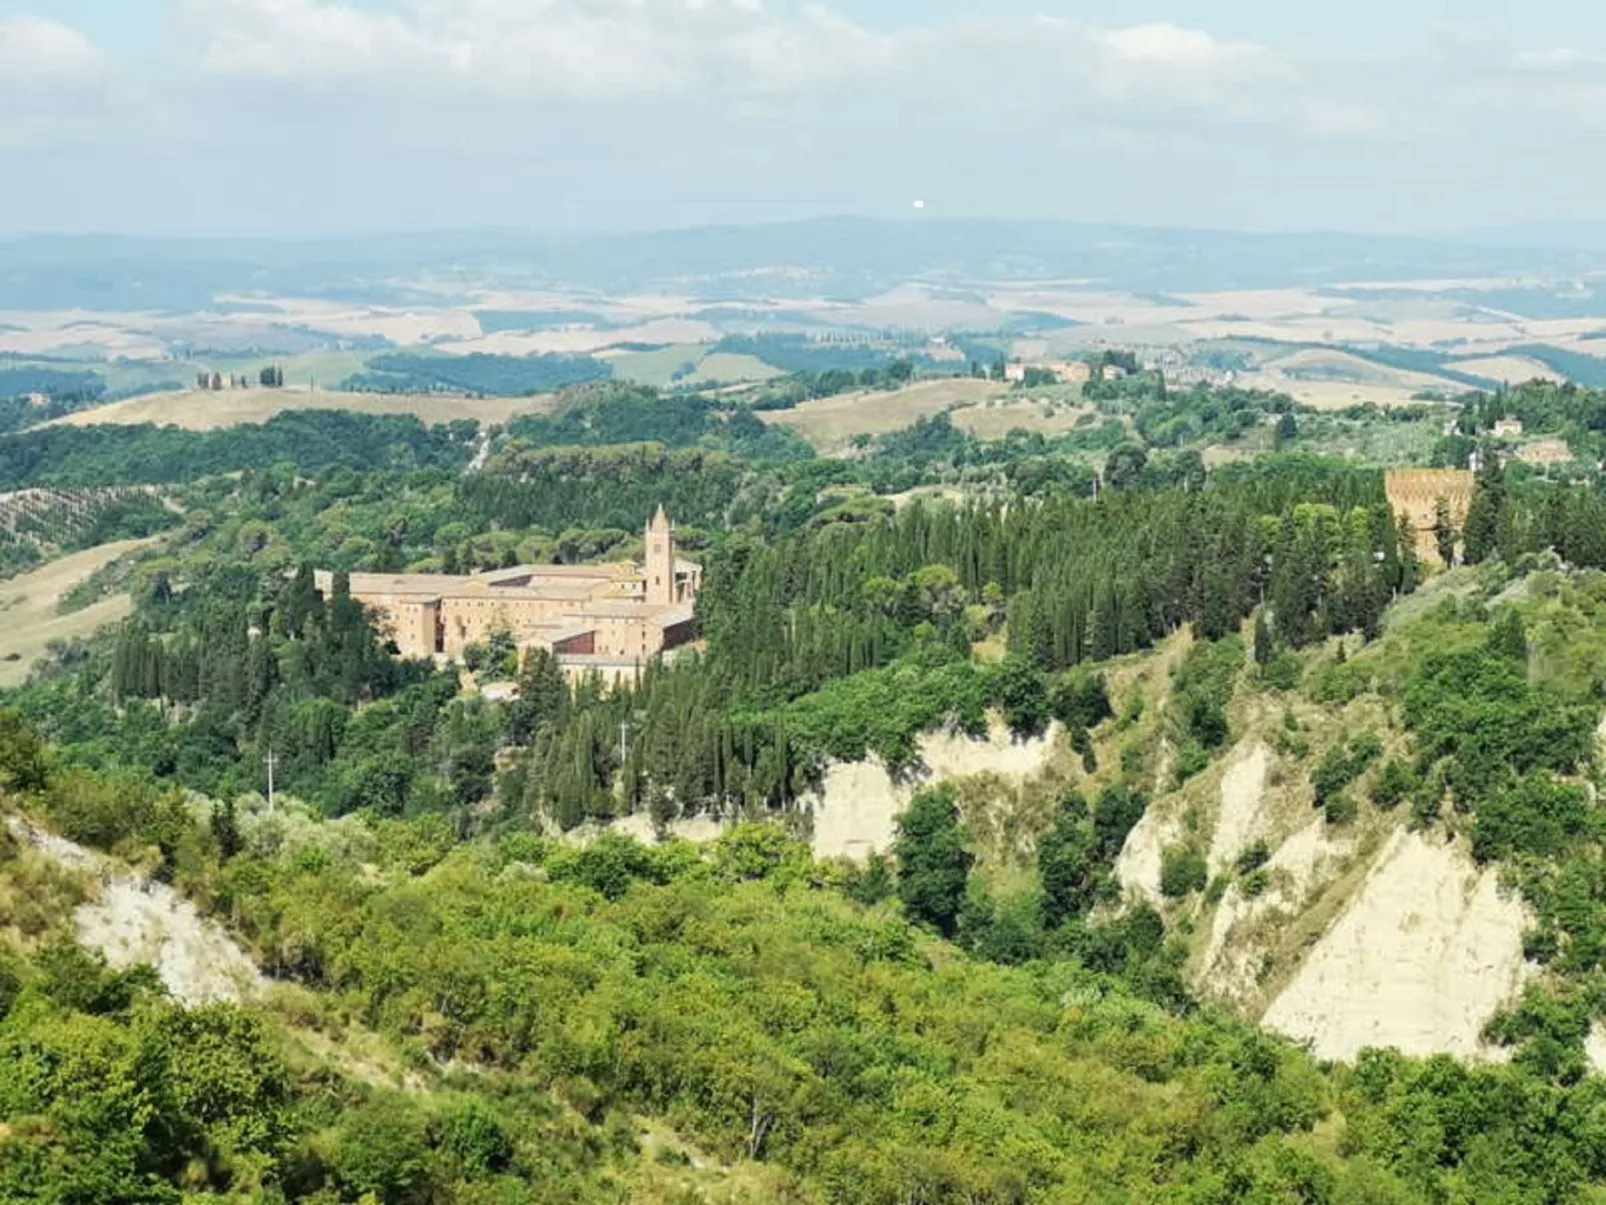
left=0, top=538, right=157, bottom=688
left=46, top=388, right=551, bottom=431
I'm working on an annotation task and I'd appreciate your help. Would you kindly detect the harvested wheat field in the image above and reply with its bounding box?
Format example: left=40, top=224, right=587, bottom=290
left=1450, top=356, right=1562, bottom=385
left=45, top=388, right=552, bottom=432
left=763, top=378, right=1005, bottom=448
left=0, top=539, right=156, bottom=688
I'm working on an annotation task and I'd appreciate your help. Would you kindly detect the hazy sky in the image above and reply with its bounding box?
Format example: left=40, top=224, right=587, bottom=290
left=2, top=0, right=1604, bottom=237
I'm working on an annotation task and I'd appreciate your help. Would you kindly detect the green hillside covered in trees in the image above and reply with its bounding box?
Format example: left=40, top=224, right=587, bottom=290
left=7, top=377, right=1606, bottom=1201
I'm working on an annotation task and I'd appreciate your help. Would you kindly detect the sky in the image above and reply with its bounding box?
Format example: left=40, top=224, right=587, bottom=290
left=2, top=0, right=1605, bottom=238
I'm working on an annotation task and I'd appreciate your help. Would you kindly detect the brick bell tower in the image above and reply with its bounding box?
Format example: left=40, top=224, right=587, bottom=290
left=645, top=504, right=676, bottom=606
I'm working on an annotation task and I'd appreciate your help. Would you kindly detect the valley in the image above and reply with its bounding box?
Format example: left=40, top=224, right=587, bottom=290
left=9, top=227, right=1606, bottom=1202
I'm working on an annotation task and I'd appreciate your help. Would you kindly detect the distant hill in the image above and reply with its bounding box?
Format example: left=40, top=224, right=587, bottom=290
left=10, top=220, right=1606, bottom=308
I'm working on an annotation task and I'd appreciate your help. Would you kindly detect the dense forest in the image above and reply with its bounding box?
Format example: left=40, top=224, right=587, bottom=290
left=0, top=411, right=479, bottom=488
left=12, top=375, right=1606, bottom=1200
left=341, top=352, right=613, bottom=396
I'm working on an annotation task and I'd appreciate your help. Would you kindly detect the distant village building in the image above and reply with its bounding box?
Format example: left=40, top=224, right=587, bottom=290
left=1004, top=360, right=1093, bottom=385
left=1492, top=416, right=1525, bottom=438
left=319, top=506, right=702, bottom=685
left=1516, top=438, right=1575, bottom=468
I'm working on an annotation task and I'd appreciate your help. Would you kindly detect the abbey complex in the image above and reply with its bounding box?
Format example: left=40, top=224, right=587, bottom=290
left=318, top=506, right=701, bottom=681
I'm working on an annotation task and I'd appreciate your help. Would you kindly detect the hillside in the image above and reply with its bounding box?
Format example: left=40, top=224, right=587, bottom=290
left=45, top=387, right=550, bottom=431
left=7, top=377, right=1606, bottom=1201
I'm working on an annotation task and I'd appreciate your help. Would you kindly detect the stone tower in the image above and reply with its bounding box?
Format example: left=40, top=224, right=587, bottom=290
left=645, top=504, right=676, bottom=606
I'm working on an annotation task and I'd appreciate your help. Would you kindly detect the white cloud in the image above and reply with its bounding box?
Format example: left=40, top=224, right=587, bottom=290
left=185, top=0, right=1303, bottom=117
left=0, top=17, right=115, bottom=152
left=0, top=16, right=105, bottom=83
left=184, top=0, right=899, bottom=98
left=10, top=2, right=1606, bottom=233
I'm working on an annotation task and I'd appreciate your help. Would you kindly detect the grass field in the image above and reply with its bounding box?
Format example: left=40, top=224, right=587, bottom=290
left=952, top=398, right=1093, bottom=439
left=197, top=350, right=370, bottom=390
left=763, top=378, right=1005, bottom=448
left=1448, top=355, right=1562, bottom=385
left=685, top=352, right=783, bottom=386
left=0, top=538, right=156, bottom=689
left=44, top=388, right=553, bottom=432
left=606, top=345, right=782, bottom=388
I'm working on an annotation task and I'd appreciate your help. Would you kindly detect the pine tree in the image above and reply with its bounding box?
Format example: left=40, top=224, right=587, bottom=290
left=1037, top=791, right=1096, bottom=929
left=894, top=786, right=974, bottom=937
left=1433, top=497, right=1457, bottom=567
left=1253, top=612, right=1274, bottom=665
left=1462, top=458, right=1507, bottom=565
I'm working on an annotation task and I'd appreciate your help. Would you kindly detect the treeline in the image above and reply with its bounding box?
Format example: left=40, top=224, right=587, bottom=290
left=467, top=445, right=754, bottom=533
left=27, top=562, right=474, bottom=813
left=1445, top=455, right=1606, bottom=569
left=0, top=364, right=105, bottom=401
left=714, top=332, right=932, bottom=375
left=0, top=490, right=179, bottom=579
left=0, top=411, right=475, bottom=488
left=504, top=383, right=811, bottom=460
left=749, top=359, right=919, bottom=409
left=504, top=463, right=1413, bottom=830
left=342, top=351, right=612, bottom=396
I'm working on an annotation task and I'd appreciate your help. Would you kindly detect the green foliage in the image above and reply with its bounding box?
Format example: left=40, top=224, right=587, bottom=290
left=1372, top=758, right=1418, bottom=811
left=1403, top=647, right=1593, bottom=803
left=1171, top=636, right=1243, bottom=753
left=345, top=350, right=612, bottom=396
left=1049, top=669, right=1112, bottom=731
left=894, top=785, right=974, bottom=937
left=1037, top=791, right=1097, bottom=930
left=1473, top=773, right=1594, bottom=863
left=1236, top=840, right=1271, bottom=876
left=505, top=383, right=811, bottom=461
left=991, top=653, right=1051, bottom=738
left=1311, top=731, right=1383, bottom=823
left=1159, top=843, right=1208, bottom=898
left=0, top=411, right=474, bottom=488
left=1259, top=651, right=1303, bottom=691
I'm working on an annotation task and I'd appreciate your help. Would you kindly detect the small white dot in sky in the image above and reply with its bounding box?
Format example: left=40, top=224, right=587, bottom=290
left=912, top=200, right=925, bottom=209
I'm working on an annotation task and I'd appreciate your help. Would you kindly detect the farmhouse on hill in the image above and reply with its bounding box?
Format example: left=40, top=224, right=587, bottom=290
left=318, top=506, right=702, bottom=683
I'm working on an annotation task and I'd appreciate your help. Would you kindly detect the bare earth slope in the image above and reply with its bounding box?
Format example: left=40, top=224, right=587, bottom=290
left=1260, top=828, right=1530, bottom=1061
left=6, top=816, right=264, bottom=1005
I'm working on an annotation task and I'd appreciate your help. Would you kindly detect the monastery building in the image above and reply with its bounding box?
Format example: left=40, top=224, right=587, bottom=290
left=317, top=506, right=701, bottom=682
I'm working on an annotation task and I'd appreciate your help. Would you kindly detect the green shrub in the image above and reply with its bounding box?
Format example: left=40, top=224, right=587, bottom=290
left=1260, top=653, right=1303, bottom=692
left=1323, top=791, right=1357, bottom=826
left=1159, top=844, right=1208, bottom=898
left=1372, top=759, right=1416, bottom=810
left=1472, top=773, right=1593, bottom=863
left=1311, top=732, right=1382, bottom=813
left=1175, top=740, right=1211, bottom=784
left=1051, top=669, right=1113, bottom=731
left=1235, top=840, right=1271, bottom=876
left=1243, top=869, right=1271, bottom=898
left=1274, top=731, right=1311, bottom=760
left=1306, top=653, right=1378, bottom=705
